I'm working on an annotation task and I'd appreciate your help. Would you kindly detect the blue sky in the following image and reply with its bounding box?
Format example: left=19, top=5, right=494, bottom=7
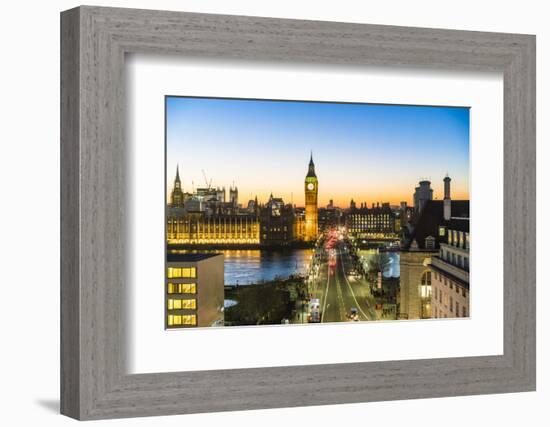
left=166, top=96, right=469, bottom=207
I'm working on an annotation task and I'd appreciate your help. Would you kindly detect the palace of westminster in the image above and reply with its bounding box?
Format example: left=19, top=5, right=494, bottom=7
left=166, top=154, right=399, bottom=247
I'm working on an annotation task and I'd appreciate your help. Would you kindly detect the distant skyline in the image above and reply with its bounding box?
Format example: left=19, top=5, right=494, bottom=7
left=166, top=96, right=470, bottom=207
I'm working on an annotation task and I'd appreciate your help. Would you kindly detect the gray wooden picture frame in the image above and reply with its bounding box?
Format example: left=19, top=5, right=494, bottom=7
left=60, top=5, right=536, bottom=420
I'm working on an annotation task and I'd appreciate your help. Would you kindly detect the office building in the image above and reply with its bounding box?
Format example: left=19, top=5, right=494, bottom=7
left=165, top=253, right=224, bottom=328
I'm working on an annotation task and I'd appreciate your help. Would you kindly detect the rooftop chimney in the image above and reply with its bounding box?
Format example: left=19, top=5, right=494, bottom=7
left=443, top=174, right=451, bottom=221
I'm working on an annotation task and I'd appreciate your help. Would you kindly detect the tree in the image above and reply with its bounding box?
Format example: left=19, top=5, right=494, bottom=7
left=367, top=252, right=392, bottom=276
left=224, top=281, right=292, bottom=326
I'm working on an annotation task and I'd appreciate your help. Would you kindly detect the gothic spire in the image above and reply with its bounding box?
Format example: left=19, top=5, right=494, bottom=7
left=306, top=152, right=316, bottom=178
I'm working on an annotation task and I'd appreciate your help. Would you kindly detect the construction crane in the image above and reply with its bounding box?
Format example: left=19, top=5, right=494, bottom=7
left=202, top=169, right=212, bottom=190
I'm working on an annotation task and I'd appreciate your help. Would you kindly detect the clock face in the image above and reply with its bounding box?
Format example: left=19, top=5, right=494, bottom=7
left=307, top=183, right=315, bottom=191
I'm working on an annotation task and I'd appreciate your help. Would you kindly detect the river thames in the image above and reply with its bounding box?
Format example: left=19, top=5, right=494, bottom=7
left=221, top=249, right=313, bottom=285
left=170, top=248, right=314, bottom=285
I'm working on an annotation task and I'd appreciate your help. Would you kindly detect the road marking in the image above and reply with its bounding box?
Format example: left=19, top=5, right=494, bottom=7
left=334, top=265, right=346, bottom=321
left=320, top=262, right=331, bottom=323
left=339, top=247, right=371, bottom=320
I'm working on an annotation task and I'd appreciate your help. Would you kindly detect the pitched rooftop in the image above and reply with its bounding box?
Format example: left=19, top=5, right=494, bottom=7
left=402, top=200, right=469, bottom=251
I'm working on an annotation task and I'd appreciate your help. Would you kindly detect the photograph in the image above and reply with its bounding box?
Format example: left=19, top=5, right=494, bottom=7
left=164, top=96, right=470, bottom=329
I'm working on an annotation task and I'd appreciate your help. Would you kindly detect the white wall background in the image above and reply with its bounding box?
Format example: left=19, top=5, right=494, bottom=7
left=0, top=1, right=546, bottom=426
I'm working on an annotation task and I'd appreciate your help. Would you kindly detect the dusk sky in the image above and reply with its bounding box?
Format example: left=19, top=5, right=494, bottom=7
left=166, top=96, right=470, bottom=207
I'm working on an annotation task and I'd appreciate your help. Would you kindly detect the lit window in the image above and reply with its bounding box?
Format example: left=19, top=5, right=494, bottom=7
left=168, top=283, right=196, bottom=294
left=168, top=298, right=196, bottom=310
left=181, top=315, right=197, bottom=325
left=183, top=267, right=196, bottom=278
left=167, top=267, right=180, bottom=278
left=167, top=267, right=197, bottom=279
left=181, top=283, right=196, bottom=294
left=181, top=299, right=196, bottom=309
left=168, top=314, right=181, bottom=326
left=168, top=299, right=179, bottom=310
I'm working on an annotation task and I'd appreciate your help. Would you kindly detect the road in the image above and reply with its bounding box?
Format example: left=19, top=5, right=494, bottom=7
left=315, top=239, right=375, bottom=323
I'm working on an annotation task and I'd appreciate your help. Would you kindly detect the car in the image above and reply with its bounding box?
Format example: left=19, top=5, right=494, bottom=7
left=309, top=299, right=321, bottom=323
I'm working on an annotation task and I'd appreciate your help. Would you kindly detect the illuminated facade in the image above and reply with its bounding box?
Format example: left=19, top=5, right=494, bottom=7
left=304, top=154, right=319, bottom=241
left=166, top=156, right=320, bottom=246
left=165, top=253, right=224, bottom=328
left=293, top=208, right=306, bottom=240
left=346, top=203, right=397, bottom=240
left=167, top=212, right=260, bottom=245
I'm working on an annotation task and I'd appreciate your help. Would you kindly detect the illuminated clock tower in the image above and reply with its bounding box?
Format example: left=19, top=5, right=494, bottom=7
left=304, top=153, right=319, bottom=242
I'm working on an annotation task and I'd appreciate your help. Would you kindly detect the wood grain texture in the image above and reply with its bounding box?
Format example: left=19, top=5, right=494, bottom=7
left=60, top=6, right=536, bottom=420
left=60, top=7, right=80, bottom=419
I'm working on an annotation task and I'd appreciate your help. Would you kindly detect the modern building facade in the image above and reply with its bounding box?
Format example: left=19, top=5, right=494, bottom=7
left=165, top=253, right=224, bottom=328
left=429, top=219, right=470, bottom=318
left=304, top=153, right=319, bottom=241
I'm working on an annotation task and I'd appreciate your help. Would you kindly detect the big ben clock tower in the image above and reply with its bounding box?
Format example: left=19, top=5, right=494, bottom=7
left=304, top=153, right=319, bottom=242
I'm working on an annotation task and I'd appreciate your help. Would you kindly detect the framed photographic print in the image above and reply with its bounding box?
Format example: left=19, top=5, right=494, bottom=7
left=163, top=95, right=471, bottom=327
left=61, top=6, right=536, bottom=420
